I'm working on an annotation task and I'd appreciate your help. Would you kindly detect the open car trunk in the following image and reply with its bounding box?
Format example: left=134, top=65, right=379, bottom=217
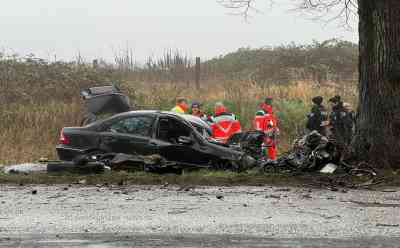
left=80, top=85, right=132, bottom=125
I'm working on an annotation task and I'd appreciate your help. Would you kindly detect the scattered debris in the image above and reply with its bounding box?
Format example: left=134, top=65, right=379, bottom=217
left=168, top=207, right=197, bottom=215
left=382, top=189, right=398, bottom=193
left=78, top=179, right=87, bottom=185
left=168, top=210, right=188, bottom=215
left=177, top=186, right=193, bottom=192
left=266, top=194, right=281, bottom=199
left=189, top=192, right=204, bottom=196
left=296, top=210, right=341, bottom=220
left=348, top=200, right=400, bottom=208
left=3, top=163, right=47, bottom=174
left=376, top=223, right=400, bottom=227
left=384, top=197, right=400, bottom=201
left=275, top=188, right=291, bottom=192
left=320, top=163, right=338, bottom=174
left=328, top=187, right=339, bottom=192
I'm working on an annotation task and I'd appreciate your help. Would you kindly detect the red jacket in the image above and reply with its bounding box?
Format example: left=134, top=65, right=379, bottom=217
left=210, top=113, right=242, bottom=142
left=253, top=112, right=279, bottom=145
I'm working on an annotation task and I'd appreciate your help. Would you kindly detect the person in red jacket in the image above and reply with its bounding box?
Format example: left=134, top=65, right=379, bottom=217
left=253, top=100, right=279, bottom=160
left=259, top=97, right=274, bottom=115
left=210, top=102, right=242, bottom=143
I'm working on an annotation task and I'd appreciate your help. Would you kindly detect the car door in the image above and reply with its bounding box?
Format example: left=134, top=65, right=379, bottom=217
left=156, top=116, right=216, bottom=165
left=99, top=115, right=158, bottom=155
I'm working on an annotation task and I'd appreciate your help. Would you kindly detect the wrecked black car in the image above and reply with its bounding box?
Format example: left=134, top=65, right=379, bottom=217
left=57, top=110, right=255, bottom=171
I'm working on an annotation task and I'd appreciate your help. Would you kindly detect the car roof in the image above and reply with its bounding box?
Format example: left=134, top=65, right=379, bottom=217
left=111, top=110, right=210, bottom=128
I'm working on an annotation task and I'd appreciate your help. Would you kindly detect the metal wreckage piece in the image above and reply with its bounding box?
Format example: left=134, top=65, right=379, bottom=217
left=260, top=130, right=342, bottom=173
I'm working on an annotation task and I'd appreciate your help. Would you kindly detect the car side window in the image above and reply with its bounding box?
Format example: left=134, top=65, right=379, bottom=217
left=108, top=116, right=154, bottom=137
left=157, top=117, right=193, bottom=143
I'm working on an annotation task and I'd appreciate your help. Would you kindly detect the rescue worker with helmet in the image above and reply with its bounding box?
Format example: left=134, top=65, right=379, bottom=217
left=252, top=98, right=280, bottom=160
left=306, top=96, right=329, bottom=136
left=210, top=102, right=241, bottom=143
left=171, top=97, right=189, bottom=114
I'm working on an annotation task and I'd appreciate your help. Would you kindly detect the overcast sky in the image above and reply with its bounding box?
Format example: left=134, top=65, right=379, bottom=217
left=0, top=0, right=358, bottom=63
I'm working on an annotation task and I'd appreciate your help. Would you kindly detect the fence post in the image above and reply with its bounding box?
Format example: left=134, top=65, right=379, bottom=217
left=195, top=57, right=200, bottom=90
left=92, top=59, right=98, bottom=69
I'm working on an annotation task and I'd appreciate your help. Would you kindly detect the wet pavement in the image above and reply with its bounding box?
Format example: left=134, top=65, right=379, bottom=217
left=2, top=234, right=400, bottom=248
left=1, top=185, right=400, bottom=246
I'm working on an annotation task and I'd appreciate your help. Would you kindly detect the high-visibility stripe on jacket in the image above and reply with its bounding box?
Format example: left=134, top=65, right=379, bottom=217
left=253, top=112, right=279, bottom=160
left=171, top=105, right=185, bottom=114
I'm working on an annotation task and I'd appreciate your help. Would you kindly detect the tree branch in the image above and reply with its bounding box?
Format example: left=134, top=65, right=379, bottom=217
left=217, top=0, right=269, bottom=20
left=218, top=0, right=358, bottom=26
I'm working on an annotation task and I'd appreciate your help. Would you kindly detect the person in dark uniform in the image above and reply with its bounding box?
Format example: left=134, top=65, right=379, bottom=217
left=306, top=96, right=328, bottom=136
left=328, top=95, right=354, bottom=146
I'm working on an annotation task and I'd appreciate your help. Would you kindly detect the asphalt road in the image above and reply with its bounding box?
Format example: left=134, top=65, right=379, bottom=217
left=2, top=234, right=400, bottom=248
left=1, top=185, right=400, bottom=247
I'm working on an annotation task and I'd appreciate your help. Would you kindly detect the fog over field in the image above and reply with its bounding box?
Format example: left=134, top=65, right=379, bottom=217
left=0, top=0, right=357, bottom=62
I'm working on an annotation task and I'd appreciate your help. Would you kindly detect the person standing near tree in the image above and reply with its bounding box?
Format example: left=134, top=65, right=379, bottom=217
left=306, top=96, right=329, bottom=136
left=329, top=95, right=353, bottom=146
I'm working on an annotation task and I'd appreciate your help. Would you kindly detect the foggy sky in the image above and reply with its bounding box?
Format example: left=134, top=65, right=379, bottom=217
left=0, top=0, right=358, bottom=63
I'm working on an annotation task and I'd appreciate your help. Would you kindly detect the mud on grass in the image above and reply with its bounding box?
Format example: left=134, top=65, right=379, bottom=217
left=0, top=170, right=297, bottom=187
left=1, top=170, right=399, bottom=188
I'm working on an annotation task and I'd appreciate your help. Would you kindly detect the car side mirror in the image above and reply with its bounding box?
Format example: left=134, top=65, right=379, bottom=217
left=178, top=136, right=193, bottom=145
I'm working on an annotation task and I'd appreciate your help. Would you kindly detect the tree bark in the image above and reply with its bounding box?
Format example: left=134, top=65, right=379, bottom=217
left=354, top=0, right=400, bottom=168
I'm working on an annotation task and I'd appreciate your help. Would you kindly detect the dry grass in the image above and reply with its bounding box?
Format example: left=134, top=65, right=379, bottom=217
left=0, top=100, right=83, bottom=165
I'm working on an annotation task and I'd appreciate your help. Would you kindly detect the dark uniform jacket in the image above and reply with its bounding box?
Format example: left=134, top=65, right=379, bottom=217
left=329, top=102, right=354, bottom=145
left=306, top=104, right=328, bottom=134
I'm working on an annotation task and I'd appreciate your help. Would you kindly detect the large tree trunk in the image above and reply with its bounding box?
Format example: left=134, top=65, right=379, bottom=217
left=354, top=0, right=400, bottom=168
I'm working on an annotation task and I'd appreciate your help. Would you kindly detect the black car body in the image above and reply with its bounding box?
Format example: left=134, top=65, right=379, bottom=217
left=57, top=111, right=250, bottom=169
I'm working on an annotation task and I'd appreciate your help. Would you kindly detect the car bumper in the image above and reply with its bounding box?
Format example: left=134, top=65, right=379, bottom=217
left=56, top=145, right=86, bottom=161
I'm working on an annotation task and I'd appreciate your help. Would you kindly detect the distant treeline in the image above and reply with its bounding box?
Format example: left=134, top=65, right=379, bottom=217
left=203, top=39, right=358, bottom=85
left=0, top=39, right=358, bottom=105
left=118, top=39, right=358, bottom=85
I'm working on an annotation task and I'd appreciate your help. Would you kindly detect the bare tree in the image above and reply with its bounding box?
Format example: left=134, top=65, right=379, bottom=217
left=221, top=0, right=400, bottom=169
